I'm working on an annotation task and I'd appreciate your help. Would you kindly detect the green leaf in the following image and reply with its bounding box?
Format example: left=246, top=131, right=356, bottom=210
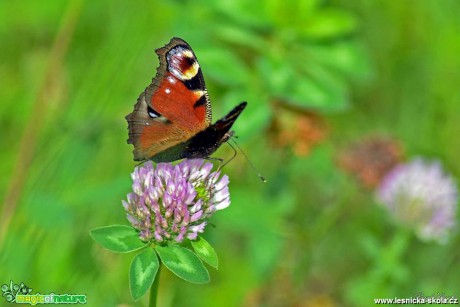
left=191, top=236, right=218, bottom=269
left=214, top=25, right=268, bottom=53
left=210, top=1, right=271, bottom=28
left=221, top=89, right=271, bottom=139
left=129, top=248, right=159, bottom=301
left=198, top=48, right=249, bottom=86
left=256, top=56, right=293, bottom=97
left=307, top=42, right=372, bottom=79
left=285, top=76, right=348, bottom=111
left=155, top=245, right=210, bottom=284
left=302, top=9, right=357, bottom=39
left=90, top=225, right=147, bottom=253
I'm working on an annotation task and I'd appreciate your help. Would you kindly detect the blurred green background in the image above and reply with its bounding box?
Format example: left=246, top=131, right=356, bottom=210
left=1, top=0, right=459, bottom=306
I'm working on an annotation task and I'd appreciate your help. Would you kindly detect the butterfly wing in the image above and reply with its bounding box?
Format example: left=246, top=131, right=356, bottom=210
left=151, top=102, right=247, bottom=162
left=126, top=37, right=212, bottom=161
left=183, top=101, right=247, bottom=159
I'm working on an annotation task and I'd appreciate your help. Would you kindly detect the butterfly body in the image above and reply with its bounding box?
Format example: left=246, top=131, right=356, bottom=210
left=126, top=37, right=246, bottom=162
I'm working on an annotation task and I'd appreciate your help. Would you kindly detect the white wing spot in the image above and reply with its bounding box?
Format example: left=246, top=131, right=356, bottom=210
left=165, top=88, right=171, bottom=94
left=167, top=76, right=176, bottom=84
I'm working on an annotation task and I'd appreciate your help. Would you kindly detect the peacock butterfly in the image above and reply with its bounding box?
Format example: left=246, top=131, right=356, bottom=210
left=126, top=37, right=246, bottom=162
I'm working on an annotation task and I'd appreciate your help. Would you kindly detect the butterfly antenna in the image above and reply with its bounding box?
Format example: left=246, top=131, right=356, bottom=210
left=229, top=139, right=266, bottom=182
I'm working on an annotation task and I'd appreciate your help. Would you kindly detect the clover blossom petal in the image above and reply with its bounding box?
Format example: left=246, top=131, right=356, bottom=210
left=123, top=159, right=230, bottom=243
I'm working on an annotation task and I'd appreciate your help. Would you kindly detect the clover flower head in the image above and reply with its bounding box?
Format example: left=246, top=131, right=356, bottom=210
left=377, top=158, right=458, bottom=243
left=122, top=159, right=230, bottom=243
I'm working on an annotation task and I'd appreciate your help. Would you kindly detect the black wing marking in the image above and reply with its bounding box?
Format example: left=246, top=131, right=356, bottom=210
left=150, top=102, right=247, bottom=162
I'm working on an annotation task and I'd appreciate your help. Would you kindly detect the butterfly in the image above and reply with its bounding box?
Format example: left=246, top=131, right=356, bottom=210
left=126, top=37, right=246, bottom=163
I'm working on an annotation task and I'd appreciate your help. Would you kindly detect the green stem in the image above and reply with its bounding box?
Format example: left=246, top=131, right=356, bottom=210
left=149, top=263, right=161, bottom=307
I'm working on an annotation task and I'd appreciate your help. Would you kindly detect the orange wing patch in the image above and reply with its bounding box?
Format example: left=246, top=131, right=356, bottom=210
left=151, top=73, right=208, bottom=133
left=126, top=37, right=214, bottom=162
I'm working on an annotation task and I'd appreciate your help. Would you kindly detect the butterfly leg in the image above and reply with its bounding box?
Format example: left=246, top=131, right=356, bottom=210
left=215, top=141, right=238, bottom=173
left=205, top=157, right=224, bottom=164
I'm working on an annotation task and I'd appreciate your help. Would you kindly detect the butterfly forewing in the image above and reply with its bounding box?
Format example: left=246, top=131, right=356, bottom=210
left=126, top=37, right=245, bottom=162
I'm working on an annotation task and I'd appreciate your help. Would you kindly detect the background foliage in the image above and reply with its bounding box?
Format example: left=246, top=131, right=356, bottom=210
left=1, top=0, right=459, bottom=306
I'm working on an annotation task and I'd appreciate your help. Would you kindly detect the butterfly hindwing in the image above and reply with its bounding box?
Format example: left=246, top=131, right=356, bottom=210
left=183, top=102, right=247, bottom=159
left=151, top=102, right=247, bottom=162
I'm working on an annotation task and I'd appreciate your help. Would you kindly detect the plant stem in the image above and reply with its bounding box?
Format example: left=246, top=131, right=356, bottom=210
left=149, top=263, right=161, bottom=307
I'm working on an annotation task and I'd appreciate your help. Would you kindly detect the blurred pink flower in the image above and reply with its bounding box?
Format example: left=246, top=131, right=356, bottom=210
left=377, top=158, right=457, bottom=243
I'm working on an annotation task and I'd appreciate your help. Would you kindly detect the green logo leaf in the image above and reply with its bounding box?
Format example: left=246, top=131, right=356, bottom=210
left=129, top=248, right=159, bottom=301
left=90, top=225, right=147, bottom=253
left=191, top=236, right=218, bottom=269
left=155, top=245, right=210, bottom=284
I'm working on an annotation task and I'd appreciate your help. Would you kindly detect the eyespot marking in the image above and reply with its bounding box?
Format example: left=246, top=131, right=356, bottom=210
left=147, top=105, right=161, bottom=118
left=167, top=46, right=200, bottom=81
